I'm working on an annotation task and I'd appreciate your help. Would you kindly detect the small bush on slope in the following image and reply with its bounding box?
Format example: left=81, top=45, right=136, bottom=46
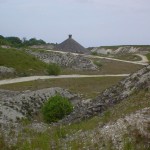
left=47, top=63, right=61, bottom=75
left=42, top=95, right=73, bottom=123
left=93, top=60, right=103, bottom=68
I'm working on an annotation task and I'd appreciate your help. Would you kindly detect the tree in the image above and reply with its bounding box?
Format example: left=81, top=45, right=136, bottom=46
left=24, top=38, right=46, bottom=46
left=0, top=35, right=10, bottom=45
left=5, top=37, right=22, bottom=46
left=0, top=35, right=4, bottom=39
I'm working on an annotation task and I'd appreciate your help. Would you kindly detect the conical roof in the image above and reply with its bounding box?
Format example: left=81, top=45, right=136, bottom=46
left=55, top=35, right=89, bottom=54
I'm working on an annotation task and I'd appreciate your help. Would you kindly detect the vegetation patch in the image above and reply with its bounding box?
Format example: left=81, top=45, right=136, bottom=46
left=0, top=48, right=48, bottom=77
left=90, top=58, right=142, bottom=74
left=47, top=63, right=61, bottom=75
left=115, top=54, right=142, bottom=61
left=0, top=77, right=124, bottom=98
left=42, top=95, right=73, bottom=123
left=91, top=51, right=98, bottom=55
left=62, top=59, right=142, bottom=75
left=146, top=53, right=150, bottom=62
left=93, top=60, right=103, bottom=68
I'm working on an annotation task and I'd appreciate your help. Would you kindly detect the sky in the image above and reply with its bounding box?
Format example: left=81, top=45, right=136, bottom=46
left=0, top=0, right=150, bottom=47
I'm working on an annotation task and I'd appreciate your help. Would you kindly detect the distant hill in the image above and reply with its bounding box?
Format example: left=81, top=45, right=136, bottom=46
left=90, top=45, right=150, bottom=55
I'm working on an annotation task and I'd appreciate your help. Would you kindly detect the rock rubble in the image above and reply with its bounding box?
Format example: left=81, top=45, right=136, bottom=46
left=0, top=66, right=15, bottom=77
left=0, top=88, right=81, bottom=124
left=60, top=65, right=150, bottom=124
left=26, top=50, right=97, bottom=70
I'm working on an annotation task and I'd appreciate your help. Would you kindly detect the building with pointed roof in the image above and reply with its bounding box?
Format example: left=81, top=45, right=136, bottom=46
left=55, top=35, right=89, bottom=54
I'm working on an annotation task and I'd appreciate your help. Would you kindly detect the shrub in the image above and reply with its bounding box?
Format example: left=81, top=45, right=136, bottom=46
left=42, top=95, right=73, bottom=123
left=91, top=51, right=98, bottom=55
left=93, top=61, right=102, bottom=68
left=47, top=63, right=61, bottom=75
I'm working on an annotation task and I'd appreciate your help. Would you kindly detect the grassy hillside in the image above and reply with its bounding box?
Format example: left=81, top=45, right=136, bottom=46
left=0, top=48, right=48, bottom=76
left=0, top=64, right=149, bottom=149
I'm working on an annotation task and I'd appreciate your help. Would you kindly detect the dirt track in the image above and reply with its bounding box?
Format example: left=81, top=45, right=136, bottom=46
left=0, top=74, right=129, bottom=85
left=45, top=49, right=148, bottom=66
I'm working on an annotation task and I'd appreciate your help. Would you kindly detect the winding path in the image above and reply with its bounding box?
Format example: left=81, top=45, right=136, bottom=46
left=45, top=49, right=148, bottom=66
left=0, top=50, right=148, bottom=86
left=135, top=54, right=149, bottom=63
left=0, top=74, right=129, bottom=85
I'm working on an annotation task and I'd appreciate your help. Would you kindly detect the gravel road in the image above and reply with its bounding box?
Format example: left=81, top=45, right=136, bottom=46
left=0, top=74, right=129, bottom=85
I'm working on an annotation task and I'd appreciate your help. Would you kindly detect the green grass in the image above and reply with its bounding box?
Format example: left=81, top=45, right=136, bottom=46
left=0, top=134, right=9, bottom=150
left=0, top=77, right=124, bottom=98
left=146, top=53, right=150, bottom=62
left=61, top=59, right=142, bottom=75
left=91, top=51, right=142, bottom=61
left=61, top=68, right=102, bottom=75
left=0, top=48, right=48, bottom=77
left=98, top=89, right=150, bottom=124
left=93, top=60, right=103, bottom=68
left=90, top=58, right=142, bottom=74
left=114, top=54, right=141, bottom=61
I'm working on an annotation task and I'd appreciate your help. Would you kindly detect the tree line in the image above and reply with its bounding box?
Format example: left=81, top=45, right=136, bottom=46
left=0, top=35, right=52, bottom=47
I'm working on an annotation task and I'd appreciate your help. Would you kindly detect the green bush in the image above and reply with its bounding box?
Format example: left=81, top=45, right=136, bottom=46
left=93, top=61, right=102, bottom=68
left=91, top=51, right=98, bottom=55
left=42, top=95, right=73, bottom=123
left=47, top=63, right=61, bottom=75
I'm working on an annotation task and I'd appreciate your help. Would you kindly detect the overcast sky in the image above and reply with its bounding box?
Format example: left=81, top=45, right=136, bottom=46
left=0, top=0, right=150, bottom=47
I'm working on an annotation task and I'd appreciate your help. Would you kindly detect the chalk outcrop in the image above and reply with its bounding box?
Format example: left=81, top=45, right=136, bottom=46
left=0, top=66, right=15, bottom=77
left=0, top=88, right=81, bottom=124
left=60, top=107, right=150, bottom=150
left=27, top=50, right=97, bottom=70
left=60, top=65, right=150, bottom=124
left=91, top=46, right=150, bottom=55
